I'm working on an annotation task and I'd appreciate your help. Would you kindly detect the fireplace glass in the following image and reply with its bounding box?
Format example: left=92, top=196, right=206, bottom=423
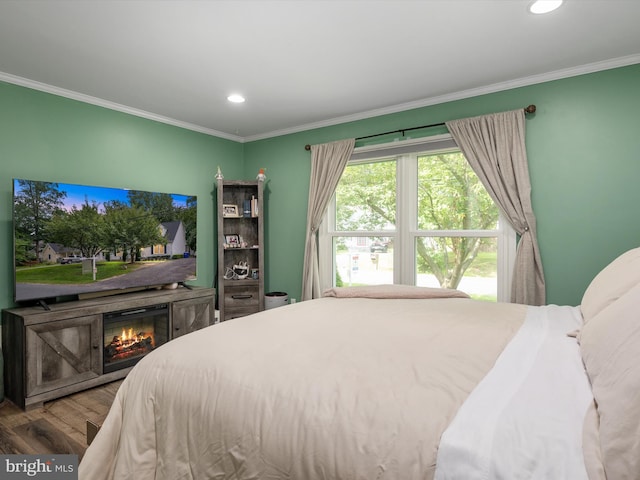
left=103, top=303, right=169, bottom=373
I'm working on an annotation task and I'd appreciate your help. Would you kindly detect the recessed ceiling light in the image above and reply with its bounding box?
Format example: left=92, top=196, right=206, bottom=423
left=227, top=94, right=245, bottom=103
left=528, top=0, right=563, bottom=14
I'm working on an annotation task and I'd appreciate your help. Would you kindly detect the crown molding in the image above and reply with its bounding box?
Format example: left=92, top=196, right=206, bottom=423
left=244, top=53, right=640, bottom=142
left=2, top=53, right=639, bottom=144
left=0, top=71, right=244, bottom=143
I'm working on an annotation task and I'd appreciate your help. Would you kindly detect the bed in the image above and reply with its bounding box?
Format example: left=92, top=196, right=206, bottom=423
left=79, top=248, right=640, bottom=480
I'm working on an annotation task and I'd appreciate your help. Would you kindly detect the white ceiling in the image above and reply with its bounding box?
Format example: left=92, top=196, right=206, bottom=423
left=1, top=1, right=639, bottom=142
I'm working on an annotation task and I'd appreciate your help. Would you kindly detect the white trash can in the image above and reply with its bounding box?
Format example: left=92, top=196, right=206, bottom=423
left=265, top=291, right=288, bottom=309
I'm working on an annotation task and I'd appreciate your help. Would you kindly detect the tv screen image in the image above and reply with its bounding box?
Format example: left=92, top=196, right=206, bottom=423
left=13, top=178, right=197, bottom=304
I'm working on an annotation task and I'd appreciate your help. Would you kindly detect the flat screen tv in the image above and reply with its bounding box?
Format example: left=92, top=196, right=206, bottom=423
left=13, top=178, right=197, bottom=306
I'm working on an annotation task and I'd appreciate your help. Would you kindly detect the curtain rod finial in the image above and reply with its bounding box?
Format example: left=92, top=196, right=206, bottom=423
left=305, top=144, right=311, bottom=151
left=525, top=105, right=537, bottom=114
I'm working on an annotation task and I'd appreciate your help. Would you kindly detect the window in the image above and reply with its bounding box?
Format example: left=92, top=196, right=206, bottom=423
left=320, top=135, right=515, bottom=302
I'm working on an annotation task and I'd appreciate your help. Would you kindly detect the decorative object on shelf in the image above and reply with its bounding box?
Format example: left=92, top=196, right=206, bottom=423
left=233, top=262, right=249, bottom=280
left=243, top=199, right=251, bottom=217
left=222, top=262, right=250, bottom=280
left=257, top=168, right=266, bottom=181
left=251, top=268, right=259, bottom=280
left=224, top=234, right=240, bottom=247
left=216, top=166, right=224, bottom=180
left=222, top=204, right=239, bottom=217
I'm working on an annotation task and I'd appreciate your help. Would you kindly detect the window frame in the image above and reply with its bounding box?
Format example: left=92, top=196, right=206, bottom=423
left=319, top=134, right=516, bottom=302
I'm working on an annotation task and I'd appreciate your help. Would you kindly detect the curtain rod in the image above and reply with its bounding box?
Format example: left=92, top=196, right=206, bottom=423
left=304, top=104, right=537, bottom=151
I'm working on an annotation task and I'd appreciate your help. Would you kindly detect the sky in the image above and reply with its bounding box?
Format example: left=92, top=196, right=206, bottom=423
left=14, top=179, right=192, bottom=212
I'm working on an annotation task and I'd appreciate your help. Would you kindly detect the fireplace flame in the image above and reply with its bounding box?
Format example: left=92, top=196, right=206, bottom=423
left=122, top=327, right=134, bottom=342
left=105, top=326, right=156, bottom=365
left=117, top=327, right=155, bottom=349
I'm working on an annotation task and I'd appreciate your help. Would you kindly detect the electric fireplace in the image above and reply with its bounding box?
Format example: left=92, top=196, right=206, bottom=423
left=103, top=303, right=169, bottom=373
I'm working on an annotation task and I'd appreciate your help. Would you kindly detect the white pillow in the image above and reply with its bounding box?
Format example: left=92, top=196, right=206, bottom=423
left=580, top=247, right=640, bottom=321
left=579, top=281, right=640, bottom=480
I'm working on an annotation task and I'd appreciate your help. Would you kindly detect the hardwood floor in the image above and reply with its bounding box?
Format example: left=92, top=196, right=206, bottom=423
left=0, top=380, right=121, bottom=460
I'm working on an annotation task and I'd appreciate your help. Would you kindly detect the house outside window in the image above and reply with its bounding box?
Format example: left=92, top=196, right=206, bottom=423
left=319, top=135, right=516, bottom=302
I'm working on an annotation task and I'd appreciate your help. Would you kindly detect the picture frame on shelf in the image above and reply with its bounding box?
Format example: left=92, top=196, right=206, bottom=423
left=224, top=234, right=240, bottom=247
left=222, top=204, right=239, bottom=217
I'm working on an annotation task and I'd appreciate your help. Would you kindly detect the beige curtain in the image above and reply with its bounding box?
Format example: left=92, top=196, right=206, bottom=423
left=446, top=110, right=545, bottom=305
left=301, top=138, right=355, bottom=301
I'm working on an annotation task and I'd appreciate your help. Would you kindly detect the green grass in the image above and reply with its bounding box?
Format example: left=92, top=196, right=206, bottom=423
left=417, top=251, right=497, bottom=277
left=16, top=261, right=145, bottom=284
left=464, top=251, right=497, bottom=277
left=469, top=293, right=498, bottom=302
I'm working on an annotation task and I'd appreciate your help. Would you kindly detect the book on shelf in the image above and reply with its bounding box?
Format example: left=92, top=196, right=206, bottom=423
left=251, top=195, right=259, bottom=217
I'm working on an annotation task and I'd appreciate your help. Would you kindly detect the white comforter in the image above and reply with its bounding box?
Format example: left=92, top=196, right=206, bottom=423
left=79, top=296, right=590, bottom=479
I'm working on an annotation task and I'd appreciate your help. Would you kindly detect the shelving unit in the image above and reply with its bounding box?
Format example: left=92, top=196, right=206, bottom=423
left=216, top=179, right=264, bottom=321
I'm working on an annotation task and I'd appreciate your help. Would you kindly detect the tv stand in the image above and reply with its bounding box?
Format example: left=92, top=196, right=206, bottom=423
left=2, top=286, right=215, bottom=410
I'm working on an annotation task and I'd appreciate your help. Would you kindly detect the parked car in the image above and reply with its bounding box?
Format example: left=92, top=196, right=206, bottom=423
left=370, top=242, right=388, bottom=253
left=60, top=255, right=84, bottom=264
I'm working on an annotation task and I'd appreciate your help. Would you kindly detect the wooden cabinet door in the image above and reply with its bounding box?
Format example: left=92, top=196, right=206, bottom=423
left=171, top=296, right=214, bottom=338
left=25, top=315, right=102, bottom=397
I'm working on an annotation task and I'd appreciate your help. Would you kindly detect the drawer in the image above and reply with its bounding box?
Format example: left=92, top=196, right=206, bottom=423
left=225, top=306, right=260, bottom=320
left=224, top=286, right=259, bottom=308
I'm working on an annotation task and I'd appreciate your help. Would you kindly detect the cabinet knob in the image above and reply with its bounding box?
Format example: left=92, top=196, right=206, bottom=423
left=92, top=345, right=99, bottom=349
left=174, top=327, right=180, bottom=331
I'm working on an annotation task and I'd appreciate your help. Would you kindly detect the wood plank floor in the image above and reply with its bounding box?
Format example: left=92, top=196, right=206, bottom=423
left=0, top=380, right=121, bottom=461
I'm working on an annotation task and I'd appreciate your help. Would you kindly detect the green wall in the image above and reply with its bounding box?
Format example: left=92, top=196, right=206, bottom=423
left=245, top=63, right=640, bottom=306
left=0, top=81, right=244, bottom=312
left=1, top=63, right=639, bottom=313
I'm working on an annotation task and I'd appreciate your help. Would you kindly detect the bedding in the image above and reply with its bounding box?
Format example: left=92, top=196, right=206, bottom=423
left=579, top=281, right=640, bottom=480
left=78, top=283, right=607, bottom=479
left=435, top=305, right=592, bottom=479
left=323, top=284, right=470, bottom=299
left=580, top=246, right=640, bottom=321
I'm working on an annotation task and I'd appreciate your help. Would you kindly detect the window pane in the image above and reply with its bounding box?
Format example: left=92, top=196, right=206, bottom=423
left=335, top=160, right=396, bottom=231
left=334, top=236, right=393, bottom=286
left=415, top=236, right=497, bottom=301
left=417, top=152, right=498, bottom=230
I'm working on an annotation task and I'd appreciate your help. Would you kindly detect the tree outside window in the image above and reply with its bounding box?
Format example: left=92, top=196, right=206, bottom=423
left=325, top=143, right=509, bottom=301
left=417, top=152, right=498, bottom=292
